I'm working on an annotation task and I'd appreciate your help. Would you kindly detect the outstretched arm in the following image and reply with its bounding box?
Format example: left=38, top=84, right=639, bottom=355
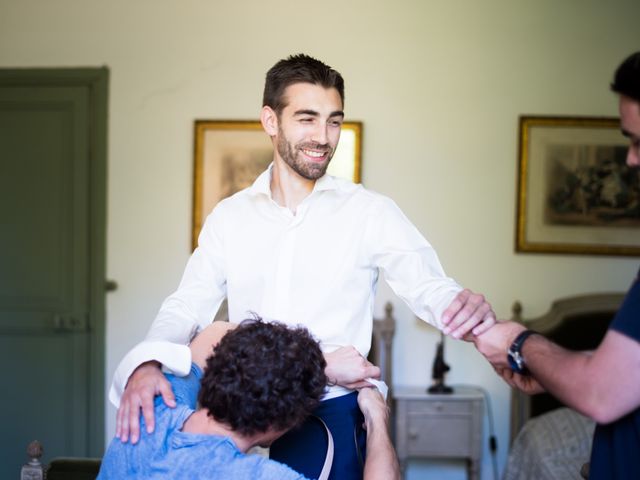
left=521, top=329, right=640, bottom=423
left=357, top=387, right=400, bottom=480
left=474, top=321, right=640, bottom=423
left=365, top=195, right=495, bottom=339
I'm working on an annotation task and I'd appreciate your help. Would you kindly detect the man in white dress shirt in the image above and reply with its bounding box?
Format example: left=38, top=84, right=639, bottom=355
left=111, top=54, right=496, bottom=479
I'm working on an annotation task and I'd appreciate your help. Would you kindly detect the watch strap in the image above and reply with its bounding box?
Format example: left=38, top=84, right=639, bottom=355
left=508, top=329, right=537, bottom=374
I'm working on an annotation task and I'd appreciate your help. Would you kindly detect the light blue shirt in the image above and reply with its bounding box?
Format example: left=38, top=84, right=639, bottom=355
left=99, top=364, right=307, bottom=479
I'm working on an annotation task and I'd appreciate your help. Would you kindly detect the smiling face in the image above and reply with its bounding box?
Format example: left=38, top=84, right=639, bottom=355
left=620, top=95, right=640, bottom=168
left=272, top=82, right=344, bottom=181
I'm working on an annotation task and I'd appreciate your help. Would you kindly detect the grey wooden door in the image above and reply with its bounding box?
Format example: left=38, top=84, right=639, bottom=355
left=0, top=69, right=107, bottom=478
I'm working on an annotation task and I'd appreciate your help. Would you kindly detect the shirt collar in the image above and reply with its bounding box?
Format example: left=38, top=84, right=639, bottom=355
left=248, top=163, right=340, bottom=199
left=313, top=171, right=339, bottom=192
left=247, top=164, right=273, bottom=197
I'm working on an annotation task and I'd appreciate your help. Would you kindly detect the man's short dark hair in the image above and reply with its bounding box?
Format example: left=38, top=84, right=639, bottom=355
left=611, top=51, right=640, bottom=103
left=263, top=53, right=345, bottom=115
left=198, top=319, right=327, bottom=436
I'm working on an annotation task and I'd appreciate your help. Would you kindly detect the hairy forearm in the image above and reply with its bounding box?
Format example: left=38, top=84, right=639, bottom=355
left=524, top=335, right=621, bottom=423
left=475, top=321, right=640, bottom=424
left=525, top=337, right=591, bottom=408
left=363, top=418, right=400, bottom=480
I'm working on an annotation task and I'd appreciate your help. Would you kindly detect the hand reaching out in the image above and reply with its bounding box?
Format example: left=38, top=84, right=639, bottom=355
left=442, top=288, right=496, bottom=340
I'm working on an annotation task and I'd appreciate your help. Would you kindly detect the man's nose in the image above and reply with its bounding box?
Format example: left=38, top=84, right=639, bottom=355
left=311, top=124, right=329, bottom=145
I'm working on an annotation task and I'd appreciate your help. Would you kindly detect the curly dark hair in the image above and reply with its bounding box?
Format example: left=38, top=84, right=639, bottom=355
left=263, top=53, right=345, bottom=115
left=198, top=319, right=327, bottom=436
left=611, top=51, right=640, bottom=102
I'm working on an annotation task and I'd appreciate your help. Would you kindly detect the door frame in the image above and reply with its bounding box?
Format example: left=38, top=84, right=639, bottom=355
left=0, top=67, right=108, bottom=455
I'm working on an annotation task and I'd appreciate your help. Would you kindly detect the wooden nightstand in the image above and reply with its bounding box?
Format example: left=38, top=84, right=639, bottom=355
left=394, top=386, right=484, bottom=479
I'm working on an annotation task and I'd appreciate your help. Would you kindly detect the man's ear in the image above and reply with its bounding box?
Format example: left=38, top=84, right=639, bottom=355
left=261, top=106, right=278, bottom=137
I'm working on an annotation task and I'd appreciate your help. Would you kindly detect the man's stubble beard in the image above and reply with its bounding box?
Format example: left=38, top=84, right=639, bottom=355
left=276, top=128, right=335, bottom=181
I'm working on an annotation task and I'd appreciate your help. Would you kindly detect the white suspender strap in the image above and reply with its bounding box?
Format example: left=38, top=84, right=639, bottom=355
left=314, top=416, right=334, bottom=480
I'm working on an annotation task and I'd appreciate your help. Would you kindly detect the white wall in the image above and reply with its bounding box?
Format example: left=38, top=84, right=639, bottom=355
left=2, top=1, right=639, bottom=478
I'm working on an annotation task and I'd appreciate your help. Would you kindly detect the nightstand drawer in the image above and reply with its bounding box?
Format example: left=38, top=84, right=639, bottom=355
left=403, top=399, right=474, bottom=416
left=394, top=386, right=484, bottom=480
left=405, top=413, right=473, bottom=457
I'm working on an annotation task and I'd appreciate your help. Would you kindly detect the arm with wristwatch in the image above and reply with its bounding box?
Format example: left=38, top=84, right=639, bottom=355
left=473, top=320, right=640, bottom=425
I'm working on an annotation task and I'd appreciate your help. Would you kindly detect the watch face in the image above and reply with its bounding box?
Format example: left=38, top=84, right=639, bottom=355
left=508, top=349, right=525, bottom=373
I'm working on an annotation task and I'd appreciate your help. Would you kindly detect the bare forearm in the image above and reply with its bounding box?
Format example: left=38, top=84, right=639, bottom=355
left=523, top=333, right=638, bottom=423
left=524, top=337, right=596, bottom=414
left=357, top=388, right=400, bottom=480
left=476, top=323, right=640, bottom=424
left=363, top=419, right=400, bottom=480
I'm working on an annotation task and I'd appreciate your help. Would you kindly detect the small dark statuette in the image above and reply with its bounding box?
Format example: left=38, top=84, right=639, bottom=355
left=428, top=332, right=453, bottom=394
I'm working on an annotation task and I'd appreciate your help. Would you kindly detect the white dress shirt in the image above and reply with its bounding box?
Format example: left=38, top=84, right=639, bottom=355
left=109, top=167, right=461, bottom=406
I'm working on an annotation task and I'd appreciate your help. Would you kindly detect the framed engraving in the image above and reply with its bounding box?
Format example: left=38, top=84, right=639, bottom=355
left=516, top=115, right=639, bottom=256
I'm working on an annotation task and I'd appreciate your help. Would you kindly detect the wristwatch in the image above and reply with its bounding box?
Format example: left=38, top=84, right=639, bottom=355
left=507, top=330, right=537, bottom=375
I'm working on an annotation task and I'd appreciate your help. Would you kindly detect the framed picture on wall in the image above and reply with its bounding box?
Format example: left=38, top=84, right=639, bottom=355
left=515, top=115, right=640, bottom=256
left=192, top=119, right=362, bottom=250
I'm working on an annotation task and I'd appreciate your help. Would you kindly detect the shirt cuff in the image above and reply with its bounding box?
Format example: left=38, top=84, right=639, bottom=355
left=364, top=378, right=389, bottom=400
left=108, top=341, right=192, bottom=408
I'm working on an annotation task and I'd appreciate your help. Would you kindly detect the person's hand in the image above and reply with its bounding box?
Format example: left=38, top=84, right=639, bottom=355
left=496, top=366, right=546, bottom=395
left=357, top=386, right=389, bottom=428
left=115, top=361, right=176, bottom=444
left=324, top=346, right=380, bottom=389
left=472, top=320, right=526, bottom=368
left=442, top=289, right=496, bottom=340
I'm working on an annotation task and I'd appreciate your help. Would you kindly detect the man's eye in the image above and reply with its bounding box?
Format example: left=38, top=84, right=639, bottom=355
left=329, top=120, right=343, bottom=127
left=300, top=118, right=314, bottom=123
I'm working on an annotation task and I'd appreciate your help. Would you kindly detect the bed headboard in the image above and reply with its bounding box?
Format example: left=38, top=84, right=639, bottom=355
left=509, top=292, right=625, bottom=444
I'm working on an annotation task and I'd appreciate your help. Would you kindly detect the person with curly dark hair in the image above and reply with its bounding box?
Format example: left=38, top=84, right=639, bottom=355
left=197, top=319, right=327, bottom=437
left=99, top=319, right=399, bottom=479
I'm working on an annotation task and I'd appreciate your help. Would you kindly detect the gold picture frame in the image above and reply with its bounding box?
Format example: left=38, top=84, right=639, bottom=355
left=192, top=120, right=363, bottom=250
left=516, top=115, right=640, bottom=256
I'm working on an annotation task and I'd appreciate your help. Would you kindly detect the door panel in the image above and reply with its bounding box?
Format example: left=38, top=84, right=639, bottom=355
left=0, top=71, right=106, bottom=478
